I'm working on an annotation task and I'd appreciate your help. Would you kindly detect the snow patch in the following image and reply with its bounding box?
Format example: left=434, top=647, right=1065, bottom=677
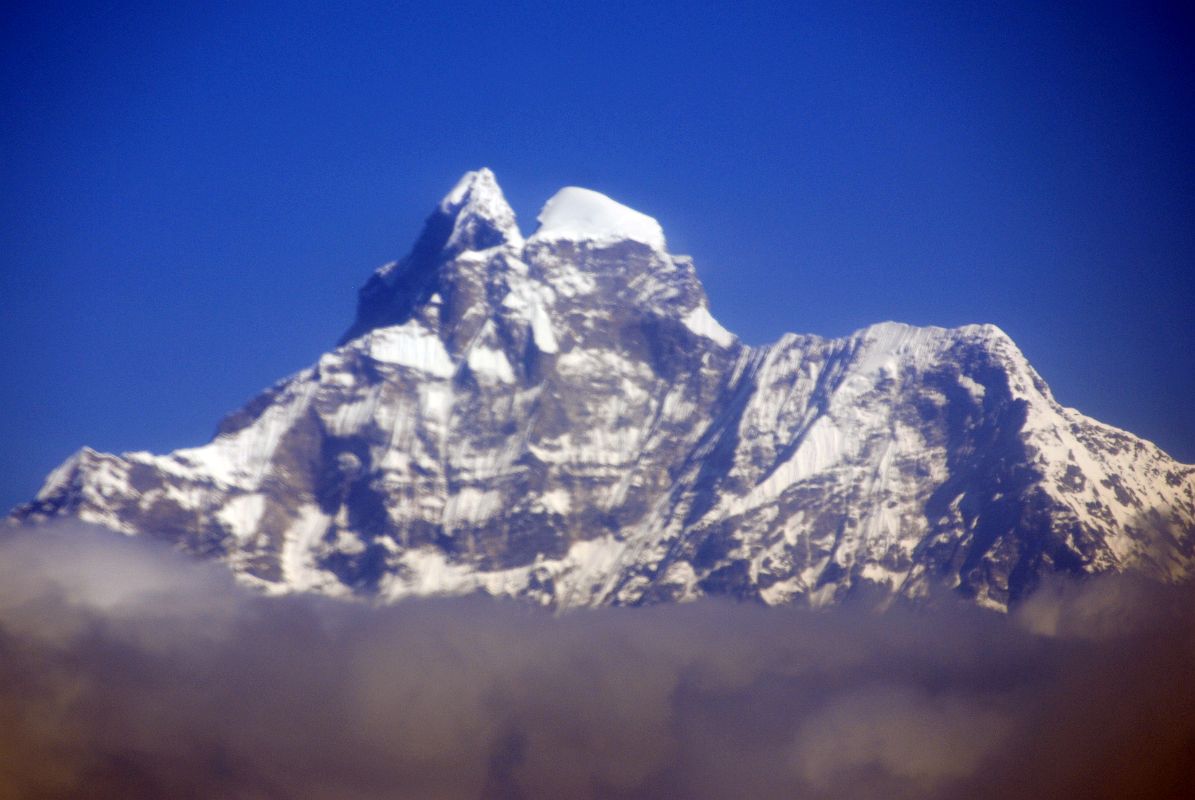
left=566, top=535, right=625, bottom=575
left=528, top=298, right=559, bottom=353
left=280, top=506, right=344, bottom=595
left=217, top=493, right=266, bottom=540
left=538, top=488, right=572, bottom=515
left=443, top=488, right=504, bottom=526
left=958, top=374, right=986, bottom=400
left=683, top=305, right=735, bottom=348
left=466, top=344, right=515, bottom=383
left=367, top=322, right=455, bottom=378
left=501, top=279, right=559, bottom=353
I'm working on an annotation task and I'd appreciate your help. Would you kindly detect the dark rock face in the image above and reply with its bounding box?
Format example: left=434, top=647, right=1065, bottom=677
left=11, top=170, right=1195, bottom=610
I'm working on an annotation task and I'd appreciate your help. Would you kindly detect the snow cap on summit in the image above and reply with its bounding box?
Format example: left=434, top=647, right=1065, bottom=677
left=440, top=168, right=500, bottom=210
left=438, top=168, right=523, bottom=251
left=530, top=186, right=666, bottom=250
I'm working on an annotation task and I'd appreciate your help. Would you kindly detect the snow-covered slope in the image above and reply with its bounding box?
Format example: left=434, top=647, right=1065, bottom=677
left=12, top=169, right=1195, bottom=610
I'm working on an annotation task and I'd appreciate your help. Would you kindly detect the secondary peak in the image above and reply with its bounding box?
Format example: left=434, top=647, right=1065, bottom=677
left=529, top=186, right=666, bottom=251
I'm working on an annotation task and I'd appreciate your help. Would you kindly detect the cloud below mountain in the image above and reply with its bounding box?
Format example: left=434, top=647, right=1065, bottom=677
left=1, top=525, right=1192, bottom=799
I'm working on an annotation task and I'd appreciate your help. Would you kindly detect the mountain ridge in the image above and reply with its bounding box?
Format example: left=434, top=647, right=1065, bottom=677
left=11, top=169, right=1195, bottom=610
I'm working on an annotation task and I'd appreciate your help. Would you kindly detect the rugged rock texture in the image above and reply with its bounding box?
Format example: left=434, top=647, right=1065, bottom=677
left=12, top=169, right=1195, bottom=609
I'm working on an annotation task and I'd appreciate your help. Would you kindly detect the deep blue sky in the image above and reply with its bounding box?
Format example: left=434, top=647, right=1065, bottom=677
left=3, top=1, right=1193, bottom=511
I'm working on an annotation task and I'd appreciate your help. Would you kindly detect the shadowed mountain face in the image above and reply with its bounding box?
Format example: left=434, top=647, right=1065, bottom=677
left=12, top=169, right=1195, bottom=610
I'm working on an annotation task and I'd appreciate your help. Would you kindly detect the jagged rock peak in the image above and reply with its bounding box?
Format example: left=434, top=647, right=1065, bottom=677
left=338, top=169, right=523, bottom=343
left=342, top=171, right=703, bottom=345
left=436, top=167, right=523, bottom=253
left=529, top=186, right=666, bottom=251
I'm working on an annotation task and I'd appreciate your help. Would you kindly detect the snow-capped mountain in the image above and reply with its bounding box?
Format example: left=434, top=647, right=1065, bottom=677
left=12, top=169, right=1195, bottom=610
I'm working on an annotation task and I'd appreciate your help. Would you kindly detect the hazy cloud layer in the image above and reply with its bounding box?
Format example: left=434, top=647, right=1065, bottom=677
left=1, top=525, right=1192, bottom=799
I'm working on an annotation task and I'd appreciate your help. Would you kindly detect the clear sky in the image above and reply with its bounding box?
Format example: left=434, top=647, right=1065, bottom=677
left=2, top=1, right=1193, bottom=512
